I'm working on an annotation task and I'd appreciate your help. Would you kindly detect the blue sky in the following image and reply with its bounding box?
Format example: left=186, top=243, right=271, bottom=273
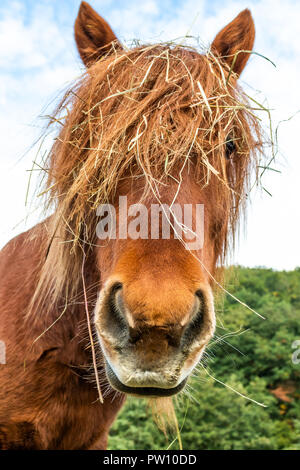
left=0, top=0, right=299, bottom=269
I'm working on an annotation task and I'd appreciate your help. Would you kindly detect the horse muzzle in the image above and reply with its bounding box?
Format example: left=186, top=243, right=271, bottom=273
left=94, top=279, right=215, bottom=397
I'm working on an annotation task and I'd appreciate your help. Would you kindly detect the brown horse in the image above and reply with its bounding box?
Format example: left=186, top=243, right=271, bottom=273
left=0, top=2, right=261, bottom=449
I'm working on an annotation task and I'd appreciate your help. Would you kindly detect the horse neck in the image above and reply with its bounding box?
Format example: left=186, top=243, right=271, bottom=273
left=20, top=219, right=101, bottom=365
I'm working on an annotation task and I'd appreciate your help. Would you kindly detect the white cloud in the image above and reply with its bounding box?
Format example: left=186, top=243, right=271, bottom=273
left=0, top=0, right=299, bottom=269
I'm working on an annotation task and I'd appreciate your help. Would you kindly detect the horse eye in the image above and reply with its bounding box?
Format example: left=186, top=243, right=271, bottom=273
left=225, top=137, right=236, bottom=159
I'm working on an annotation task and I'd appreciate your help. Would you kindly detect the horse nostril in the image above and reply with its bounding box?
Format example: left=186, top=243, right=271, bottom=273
left=193, top=290, right=205, bottom=330
left=181, top=290, right=205, bottom=349
left=128, top=327, right=142, bottom=344
left=110, top=282, right=123, bottom=294
left=105, top=282, right=129, bottom=341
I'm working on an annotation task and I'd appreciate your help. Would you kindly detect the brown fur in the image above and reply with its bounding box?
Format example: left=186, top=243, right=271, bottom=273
left=0, top=222, right=125, bottom=449
left=0, top=3, right=262, bottom=449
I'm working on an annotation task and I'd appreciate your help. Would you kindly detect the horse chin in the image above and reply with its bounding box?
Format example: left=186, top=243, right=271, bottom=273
left=105, top=361, right=187, bottom=397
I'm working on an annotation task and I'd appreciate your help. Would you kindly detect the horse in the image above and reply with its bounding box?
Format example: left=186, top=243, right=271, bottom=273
left=0, top=2, right=262, bottom=449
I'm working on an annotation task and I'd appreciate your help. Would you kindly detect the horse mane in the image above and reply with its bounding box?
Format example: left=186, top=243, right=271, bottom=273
left=29, top=42, right=263, bottom=318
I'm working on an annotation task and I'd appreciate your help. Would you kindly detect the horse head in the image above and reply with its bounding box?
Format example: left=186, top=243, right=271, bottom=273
left=38, top=2, right=259, bottom=398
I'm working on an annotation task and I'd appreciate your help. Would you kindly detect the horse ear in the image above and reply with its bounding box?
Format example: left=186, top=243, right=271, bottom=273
left=211, top=9, right=255, bottom=77
left=74, top=1, right=121, bottom=67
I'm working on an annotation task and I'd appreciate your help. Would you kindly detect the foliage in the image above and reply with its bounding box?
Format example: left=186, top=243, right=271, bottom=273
left=109, top=267, right=300, bottom=450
